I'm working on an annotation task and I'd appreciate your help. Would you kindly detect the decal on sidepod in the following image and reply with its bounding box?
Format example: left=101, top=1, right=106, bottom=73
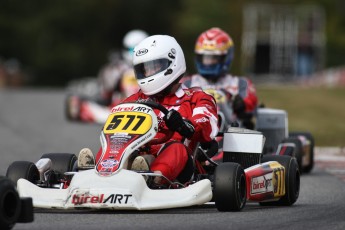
left=250, top=173, right=274, bottom=195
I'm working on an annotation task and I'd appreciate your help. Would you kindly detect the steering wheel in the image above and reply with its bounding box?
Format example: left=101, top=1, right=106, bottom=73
left=140, top=101, right=174, bottom=145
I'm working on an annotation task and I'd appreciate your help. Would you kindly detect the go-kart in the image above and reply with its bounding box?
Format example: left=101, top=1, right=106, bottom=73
left=65, top=93, right=117, bottom=124
left=204, top=88, right=314, bottom=173
left=6, top=102, right=300, bottom=212
left=0, top=176, right=33, bottom=230
left=65, top=70, right=140, bottom=124
left=256, top=107, right=315, bottom=173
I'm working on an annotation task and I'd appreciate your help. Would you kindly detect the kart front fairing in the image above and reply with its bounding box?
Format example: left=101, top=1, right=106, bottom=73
left=17, top=102, right=213, bottom=210
left=17, top=170, right=212, bottom=210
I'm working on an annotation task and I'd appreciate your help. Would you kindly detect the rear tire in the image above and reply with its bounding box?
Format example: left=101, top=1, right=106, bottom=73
left=6, top=161, right=39, bottom=185
left=289, top=131, right=315, bottom=173
left=0, top=176, right=21, bottom=230
left=260, top=155, right=300, bottom=206
left=40, top=153, right=77, bottom=174
left=17, top=197, right=33, bottom=223
left=281, top=137, right=303, bottom=173
left=213, top=162, right=246, bottom=211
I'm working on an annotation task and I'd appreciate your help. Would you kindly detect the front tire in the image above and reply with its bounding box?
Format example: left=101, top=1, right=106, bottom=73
left=0, top=176, right=21, bottom=230
left=40, top=153, right=77, bottom=174
left=6, top=161, right=39, bottom=186
left=213, top=162, right=246, bottom=211
left=260, top=155, right=300, bottom=206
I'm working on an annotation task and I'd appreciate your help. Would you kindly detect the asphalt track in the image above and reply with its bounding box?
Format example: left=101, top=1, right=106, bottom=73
left=0, top=88, right=344, bottom=230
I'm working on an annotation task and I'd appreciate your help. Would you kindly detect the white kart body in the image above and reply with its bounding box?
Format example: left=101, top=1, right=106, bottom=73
left=17, top=170, right=212, bottom=210
left=17, top=102, right=213, bottom=210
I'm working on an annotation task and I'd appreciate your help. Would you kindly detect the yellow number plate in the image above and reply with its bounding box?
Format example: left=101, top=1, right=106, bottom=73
left=204, top=89, right=226, bottom=103
left=103, top=112, right=152, bottom=135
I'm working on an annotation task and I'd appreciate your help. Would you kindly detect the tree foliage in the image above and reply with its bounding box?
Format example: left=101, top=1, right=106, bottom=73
left=0, top=0, right=344, bottom=86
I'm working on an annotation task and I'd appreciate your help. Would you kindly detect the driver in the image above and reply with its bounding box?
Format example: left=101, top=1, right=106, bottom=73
left=97, top=29, right=149, bottom=104
left=78, top=35, right=219, bottom=186
left=182, top=27, right=258, bottom=129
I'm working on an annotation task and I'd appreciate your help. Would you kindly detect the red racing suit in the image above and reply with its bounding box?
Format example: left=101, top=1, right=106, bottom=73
left=182, top=74, right=258, bottom=114
left=95, top=84, right=219, bottom=182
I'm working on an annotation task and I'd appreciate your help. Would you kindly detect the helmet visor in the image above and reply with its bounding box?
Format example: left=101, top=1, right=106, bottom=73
left=134, top=58, right=171, bottom=80
left=196, top=54, right=225, bottom=66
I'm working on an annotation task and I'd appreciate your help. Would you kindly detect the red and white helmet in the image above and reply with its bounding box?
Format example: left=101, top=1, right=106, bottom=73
left=133, top=35, right=186, bottom=95
left=195, top=27, right=234, bottom=78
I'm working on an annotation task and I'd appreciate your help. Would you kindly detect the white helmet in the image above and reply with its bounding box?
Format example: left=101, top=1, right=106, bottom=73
left=133, top=35, right=186, bottom=95
left=122, top=30, right=149, bottom=63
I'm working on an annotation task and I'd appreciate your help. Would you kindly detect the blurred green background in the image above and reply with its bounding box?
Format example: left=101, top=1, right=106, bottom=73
left=0, top=0, right=344, bottom=147
left=1, top=0, right=345, bottom=85
left=257, top=86, right=345, bottom=147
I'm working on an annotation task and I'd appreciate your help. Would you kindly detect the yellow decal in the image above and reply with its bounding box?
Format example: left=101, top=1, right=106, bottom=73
left=269, top=162, right=286, bottom=197
left=103, top=112, right=152, bottom=135
left=204, top=89, right=226, bottom=103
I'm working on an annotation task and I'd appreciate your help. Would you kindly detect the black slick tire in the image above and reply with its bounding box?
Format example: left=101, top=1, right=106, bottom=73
left=213, top=162, right=246, bottom=211
left=40, top=153, right=77, bottom=174
left=6, top=161, right=40, bottom=185
left=0, top=176, right=21, bottom=230
left=260, top=155, right=300, bottom=206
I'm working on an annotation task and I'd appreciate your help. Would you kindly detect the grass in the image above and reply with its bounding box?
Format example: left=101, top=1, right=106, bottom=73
left=256, top=86, right=345, bottom=147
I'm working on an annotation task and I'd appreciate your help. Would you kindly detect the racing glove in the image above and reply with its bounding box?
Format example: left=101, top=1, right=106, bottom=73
left=164, top=109, right=195, bottom=138
left=232, top=95, right=246, bottom=117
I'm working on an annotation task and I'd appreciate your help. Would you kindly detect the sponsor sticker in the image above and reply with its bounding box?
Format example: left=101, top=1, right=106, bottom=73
left=195, top=117, right=208, bottom=123
left=100, top=159, right=119, bottom=168
left=250, top=173, right=274, bottom=195
left=272, top=167, right=285, bottom=197
left=136, top=48, right=148, bottom=56
left=71, top=192, right=133, bottom=205
left=111, top=106, right=134, bottom=113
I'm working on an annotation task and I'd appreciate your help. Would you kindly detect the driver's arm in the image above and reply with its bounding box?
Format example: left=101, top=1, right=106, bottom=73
left=189, top=91, right=219, bottom=143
